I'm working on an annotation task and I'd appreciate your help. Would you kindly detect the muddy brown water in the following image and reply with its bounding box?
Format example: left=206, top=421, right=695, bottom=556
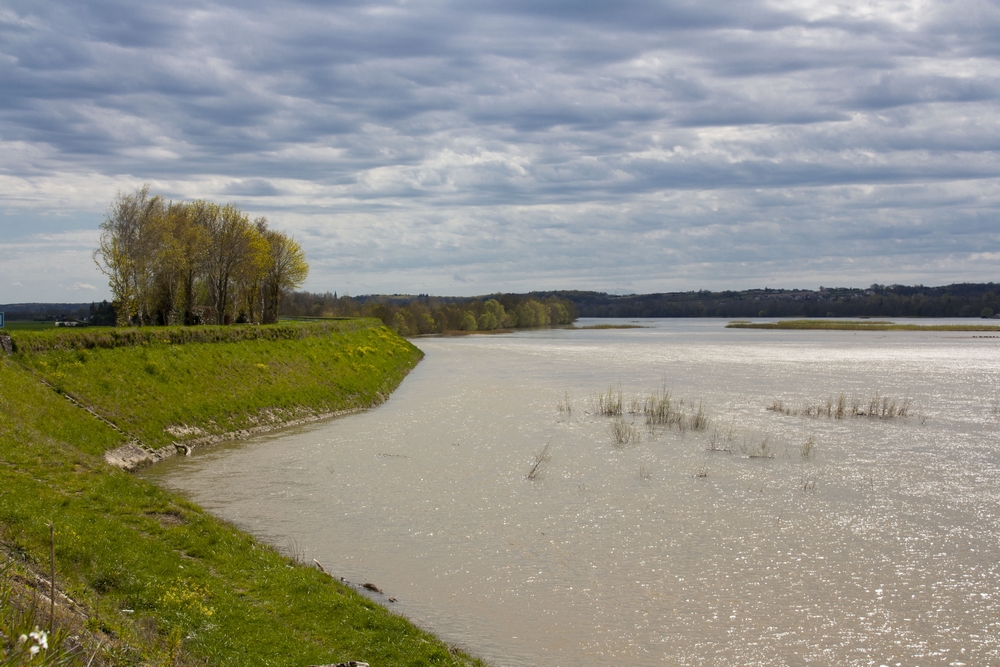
left=141, top=319, right=1000, bottom=666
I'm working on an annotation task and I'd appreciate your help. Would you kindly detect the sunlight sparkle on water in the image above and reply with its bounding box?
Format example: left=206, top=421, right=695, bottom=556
left=143, top=319, right=1000, bottom=667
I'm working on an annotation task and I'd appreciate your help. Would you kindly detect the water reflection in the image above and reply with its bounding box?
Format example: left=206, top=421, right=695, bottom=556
left=142, top=319, right=1000, bottom=666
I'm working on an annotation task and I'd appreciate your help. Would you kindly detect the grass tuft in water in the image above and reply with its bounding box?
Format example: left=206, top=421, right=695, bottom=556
left=707, top=423, right=736, bottom=453
left=638, top=466, right=652, bottom=484
left=740, top=436, right=776, bottom=459
left=800, top=436, right=817, bottom=458
left=593, top=386, right=623, bottom=416
left=768, top=391, right=911, bottom=420
left=609, top=417, right=641, bottom=446
left=556, top=392, right=573, bottom=416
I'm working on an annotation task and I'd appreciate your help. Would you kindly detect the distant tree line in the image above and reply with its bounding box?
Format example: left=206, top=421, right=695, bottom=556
left=554, top=283, right=1000, bottom=319
left=93, top=185, right=309, bottom=327
left=281, top=292, right=579, bottom=334
left=0, top=303, right=92, bottom=322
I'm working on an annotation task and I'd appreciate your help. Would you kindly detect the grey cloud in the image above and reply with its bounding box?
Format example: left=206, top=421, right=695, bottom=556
left=2, top=0, right=1000, bottom=301
left=852, top=73, right=999, bottom=110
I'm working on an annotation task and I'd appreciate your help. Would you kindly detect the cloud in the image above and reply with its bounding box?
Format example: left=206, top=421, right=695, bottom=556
left=71, top=282, right=97, bottom=291
left=1, top=0, right=999, bottom=300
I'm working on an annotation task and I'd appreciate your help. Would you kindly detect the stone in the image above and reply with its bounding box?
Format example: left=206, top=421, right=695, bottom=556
left=103, top=443, right=155, bottom=471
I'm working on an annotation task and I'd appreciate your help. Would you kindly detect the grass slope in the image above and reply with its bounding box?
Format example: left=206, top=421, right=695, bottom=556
left=726, top=319, right=1000, bottom=331
left=7, top=320, right=420, bottom=452
left=0, top=322, right=484, bottom=666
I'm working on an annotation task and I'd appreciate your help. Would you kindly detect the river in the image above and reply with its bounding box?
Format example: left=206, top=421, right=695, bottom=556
left=141, top=319, right=1000, bottom=666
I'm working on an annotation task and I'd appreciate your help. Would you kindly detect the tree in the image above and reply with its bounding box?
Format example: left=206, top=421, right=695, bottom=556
left=234, top=218, right=272, bottom=323
left=175, top=201, right=213, bottom=325
left=460, top=311, right=478, bottom=331
left=262, top=230, right=309, bottom=324
left=93, top=185, right=164, bottom=326
left=94, top=187, right=310, bottom=327
left=203, top=204, right=253, bottom=324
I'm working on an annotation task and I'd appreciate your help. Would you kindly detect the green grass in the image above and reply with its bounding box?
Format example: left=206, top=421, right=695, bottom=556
left=0, top=321, right=486, bottom=666
left=0, top=320, right=94, bottom=331
left=726, top=319, right=1000, bottom=331
left=9, top=320, right=421, bottom=452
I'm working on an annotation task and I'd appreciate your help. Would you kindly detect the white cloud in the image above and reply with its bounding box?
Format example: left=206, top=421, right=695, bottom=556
left=1, top=0, right=999, bottom=300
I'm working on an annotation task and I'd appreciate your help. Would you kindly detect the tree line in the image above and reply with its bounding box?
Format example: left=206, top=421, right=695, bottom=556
left=93, top=186, right=308, bottom=327
left=281, top=292, right=578, bottom=334
left=555, top=284, right=1000, bottom=319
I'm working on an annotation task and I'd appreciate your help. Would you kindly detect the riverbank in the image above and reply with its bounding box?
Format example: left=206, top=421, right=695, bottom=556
left=0, top=321, right=485, bottom=666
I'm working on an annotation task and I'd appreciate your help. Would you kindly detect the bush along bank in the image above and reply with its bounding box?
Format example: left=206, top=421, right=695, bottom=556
left=0, top=321, right=486, bottom=666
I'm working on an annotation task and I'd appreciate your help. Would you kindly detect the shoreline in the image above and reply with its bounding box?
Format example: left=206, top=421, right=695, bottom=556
left=0, top=321, right=488, bottom=667
left=104, top=405, right=370, bottom=471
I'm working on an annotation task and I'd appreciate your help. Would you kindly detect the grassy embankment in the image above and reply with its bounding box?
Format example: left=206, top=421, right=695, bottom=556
left=726, top=319, right=1000, bottom=331
left=0, top=320, right=486, bottom=666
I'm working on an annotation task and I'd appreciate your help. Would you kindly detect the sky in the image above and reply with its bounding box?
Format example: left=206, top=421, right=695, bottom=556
left=2, top=0, right=1000, bottom=303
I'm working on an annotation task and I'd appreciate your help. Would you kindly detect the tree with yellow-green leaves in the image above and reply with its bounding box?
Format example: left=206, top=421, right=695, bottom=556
left=94, top=185, right=309, bottom=326
left=261, top=225, right=309, bottom=324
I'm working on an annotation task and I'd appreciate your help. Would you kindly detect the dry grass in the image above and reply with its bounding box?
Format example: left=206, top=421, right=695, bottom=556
left=556, top=392, right=573, bottom=416
left=768, top=391, right=911, bottom=420
left=591, top=384, right=709, bottom=444
left=593, top=386, right=623, bottom=416
left=740, top=436, right=776, bottom=459
left=642, top=387, right=710, bottom=433
left=800, top=437, right=816, bottom=458
left=707, top=423, right=737, bottom=452
left=609, top=416, right=642, bottom=446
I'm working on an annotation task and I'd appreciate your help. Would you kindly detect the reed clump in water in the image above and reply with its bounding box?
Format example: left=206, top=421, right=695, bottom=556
left=739, top=436, right=775, bottom=459
left=641, top=387, right=710, bottom=433
left=768, top=391, right=911, bottom=420
left=609, top=416, right=641, bottom=446
left=591, top=384, right=709, bottom=442
left=638, top=466, right=652, bottom=484
left=800, top=436, right=816, bottom=458
left=707, top=423, right=737, bottom=452
left=593, top=386, right=623, bottom=416
left=556, top=392, right=573, bottom=416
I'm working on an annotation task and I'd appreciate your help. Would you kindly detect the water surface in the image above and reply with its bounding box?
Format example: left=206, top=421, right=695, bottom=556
left=143, top=319, right=1000, bottom=666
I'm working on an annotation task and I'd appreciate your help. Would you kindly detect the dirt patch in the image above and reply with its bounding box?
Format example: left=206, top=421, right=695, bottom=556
left=146, top=511, right=186, bottom=527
